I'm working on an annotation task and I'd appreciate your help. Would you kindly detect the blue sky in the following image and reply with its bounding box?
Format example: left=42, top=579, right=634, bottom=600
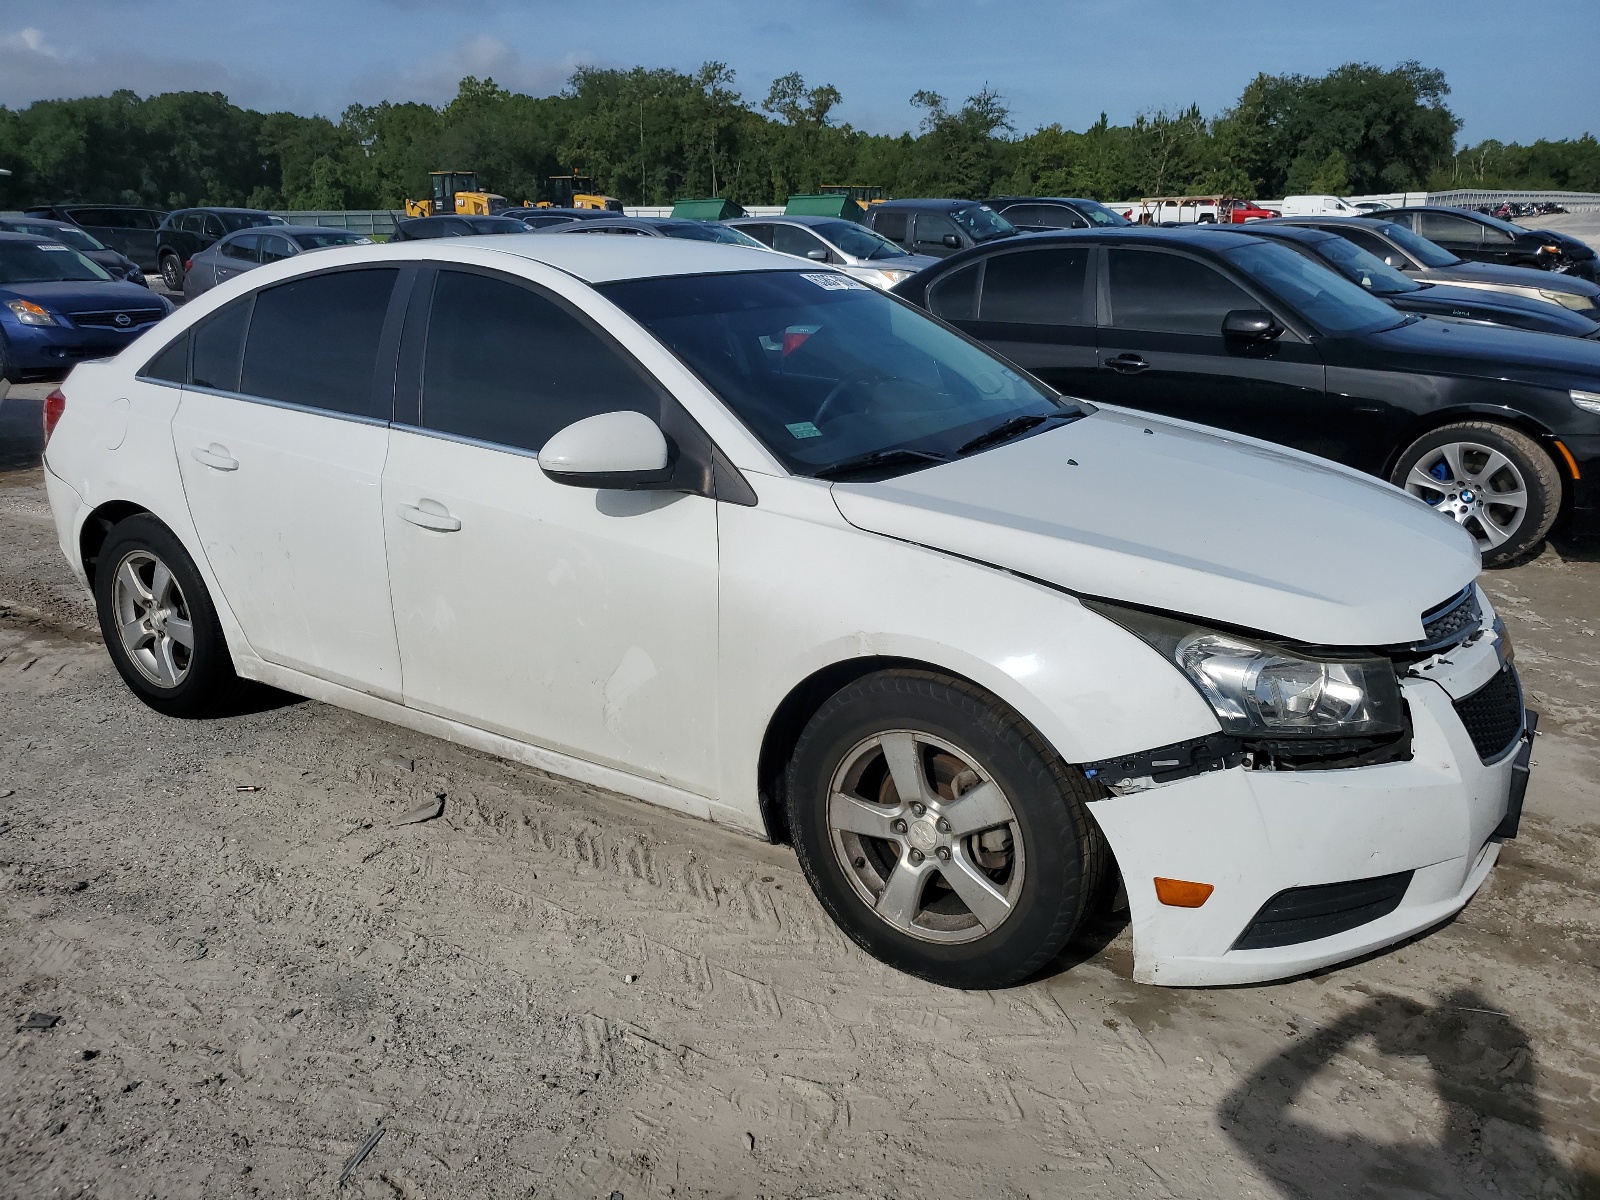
left=2, top=0, right=1593, bottom=147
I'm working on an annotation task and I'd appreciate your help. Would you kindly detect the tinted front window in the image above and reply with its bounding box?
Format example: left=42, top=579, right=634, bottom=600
left=772, top=225, right=829, bottom=259
left=1305, top=235, right=1420, bottom=295
left=1321, top=224, right=1410, bottom=266
left=1073, top=200, right=1130, bottom=227
left=602, top=271, right=1071, bottom=477
left=1370, top=222, right=1459, bottom=268
left=1107, top=250, right=1255, bottom=334
left=950, top=205, right=1015, bottom=242
left=914, top=213, right=960, bottom=246
left=980, top=247, right=1091, bottom=324
left=0, top=241, right=110, bottom=283
left=420, top=270, right=659, bottom=453
left=259, top=235, right=296, bottom=263
left=1418, top=213, right=1482, bottom=245
left=240, top=269, right=398, bottom=418
left=1223, top=240, right=1407, bottom=336
left=191, top=300, right=252, bottom=392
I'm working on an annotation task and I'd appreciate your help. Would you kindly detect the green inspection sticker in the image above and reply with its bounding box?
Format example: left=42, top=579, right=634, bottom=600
left=785, top=421, right=822, bottom=439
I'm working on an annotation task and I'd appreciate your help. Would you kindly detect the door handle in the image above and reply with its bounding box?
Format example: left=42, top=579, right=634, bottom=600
left=1103, top=354, right=1150, bottom=374
left=397, top=501, right=462, bottom=533
left=191, top=444, right=238, bottom=471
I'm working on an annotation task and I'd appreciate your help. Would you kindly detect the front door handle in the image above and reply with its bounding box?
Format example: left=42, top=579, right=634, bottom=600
left=397, top=500, right=462, bottom=533
left=1103, top=354, right=1150, bottom=374
left=192, top=444, right=238, bottom=471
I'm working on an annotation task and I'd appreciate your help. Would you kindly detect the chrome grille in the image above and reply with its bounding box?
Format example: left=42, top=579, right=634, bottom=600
left=70, top=308, right=164, bottom=329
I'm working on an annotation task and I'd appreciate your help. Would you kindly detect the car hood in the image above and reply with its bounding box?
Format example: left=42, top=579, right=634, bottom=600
left=1360, top=313, right=1600, bottom=381
left=1419, top=260, right=1600, bottom=298
left=1402, top=283, right=1600, bottom=334
left=829, top=407, right=1478, bottom=646
left=0, top=279, right=162, bottom=313
left=847, top=252, right=941, bottom=273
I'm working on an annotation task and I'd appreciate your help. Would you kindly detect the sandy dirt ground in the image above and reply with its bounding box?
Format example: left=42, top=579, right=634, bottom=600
left=1, top=379, right=1598, bottom=1200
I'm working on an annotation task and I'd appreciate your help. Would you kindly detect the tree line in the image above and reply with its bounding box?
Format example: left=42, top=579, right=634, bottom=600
left=1, top=60, right=1595, bottom=213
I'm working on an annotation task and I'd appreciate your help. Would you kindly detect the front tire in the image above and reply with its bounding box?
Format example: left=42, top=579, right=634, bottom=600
left=93, top=515, right=242, bottom=717
left=1391, top=422, right=1561, bottom=566
left=785, top=670, right=1105, bottom=989
left=159, top=253, right=184, bottom=293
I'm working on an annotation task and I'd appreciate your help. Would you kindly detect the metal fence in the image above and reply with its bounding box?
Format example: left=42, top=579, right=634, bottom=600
left=272, top=210, right=402, bottom=237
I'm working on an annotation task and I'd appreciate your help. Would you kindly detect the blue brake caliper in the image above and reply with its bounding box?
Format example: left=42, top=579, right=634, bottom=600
left=1424, top=459, right=1452, bottom=503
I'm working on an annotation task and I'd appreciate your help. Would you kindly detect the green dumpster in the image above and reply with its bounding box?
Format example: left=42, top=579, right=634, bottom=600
left=671, top=198, right=746, bottom=220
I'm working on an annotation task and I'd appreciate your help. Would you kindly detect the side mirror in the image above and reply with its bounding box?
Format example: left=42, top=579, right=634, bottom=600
left=538, top=411, right=674, bottom=490
left=806, top=248, right=828, bottom=262
left=942, top=234, right=962, bottom=249
left=1222, top=309, right=1281, bottom=340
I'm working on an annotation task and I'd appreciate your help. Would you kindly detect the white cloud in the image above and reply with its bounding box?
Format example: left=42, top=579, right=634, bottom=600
left=0, top=24, right=319, bottom=112
left=355, top=35, right=595, bottom=105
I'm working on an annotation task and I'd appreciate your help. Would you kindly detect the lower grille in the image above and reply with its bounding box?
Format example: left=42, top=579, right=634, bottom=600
left=1417, top=587, right=1482, bottom=651
left=70, top=308, right=163, bottom=329
left=1233, top=871, right=1414, bottom=950
left=1453, top=667, right=1524, bottom=763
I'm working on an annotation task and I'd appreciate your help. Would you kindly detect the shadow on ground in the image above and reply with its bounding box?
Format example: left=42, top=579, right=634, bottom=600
left=1222, top=990, right=1600, bottom=1199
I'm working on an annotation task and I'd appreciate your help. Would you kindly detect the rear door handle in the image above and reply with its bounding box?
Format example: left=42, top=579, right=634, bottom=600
left=397, top=501, right=462, bottom=533
left=1103, top=354, right=1150, bottom=374
left=191, top=444, right=238, bottom=471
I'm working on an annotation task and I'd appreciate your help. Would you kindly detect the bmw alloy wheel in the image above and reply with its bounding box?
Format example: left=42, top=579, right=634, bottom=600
left=1402, top=440, right=1529, bottom=552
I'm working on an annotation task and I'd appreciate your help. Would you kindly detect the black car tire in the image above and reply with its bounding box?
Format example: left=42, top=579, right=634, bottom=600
left=94, top=514, right=244, bottom=717
left=159, top=253, right=184, bottom=292
left=1391, top=421, right=1562, bottom=567
left=785, top=669, right=1106, bottom=989
left=0, top=332, right=13, bottom=384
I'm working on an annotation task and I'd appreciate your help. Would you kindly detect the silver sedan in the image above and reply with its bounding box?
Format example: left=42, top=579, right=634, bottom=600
left=182, top=225, right=374, bottom=297
left=726, top=215, right=940, bottom=289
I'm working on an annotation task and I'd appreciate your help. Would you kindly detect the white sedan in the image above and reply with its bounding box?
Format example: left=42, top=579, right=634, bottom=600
left=40, top=235, right=1534, bottom=988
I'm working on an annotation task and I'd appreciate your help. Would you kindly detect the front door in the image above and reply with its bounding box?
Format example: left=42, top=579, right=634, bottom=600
left=171, top=266, right=406, bottom=697
left=1417, top=211, right=1487, bottom=264
left=933, top=244, right=1100, bottom=400
left=1093, top=247, right=1331, bottom=457
left=381, top=268, right=720, bottom=794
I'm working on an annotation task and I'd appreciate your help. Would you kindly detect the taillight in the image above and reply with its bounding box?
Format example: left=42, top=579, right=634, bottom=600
left=183, top=259, right=193, bottom=271
left=43, top=388, right=66, bottom=443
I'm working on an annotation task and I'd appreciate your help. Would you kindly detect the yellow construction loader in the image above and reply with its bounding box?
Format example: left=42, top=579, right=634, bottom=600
left=537, top=174, right=624, bottom=212
left=404, top=171, right=518, bottom=218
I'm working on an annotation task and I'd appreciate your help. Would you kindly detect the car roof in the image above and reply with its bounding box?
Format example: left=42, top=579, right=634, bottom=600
left=987, top=196, right=1098, bottom=206
left=221, top=225, right=362, bottom=239
left=243, top=232, right=804, bottom=285
left=172, top=207, right=274, bottom=216
left=729, top=214, right=850, bottom=228
left=1265, top=215, right=1390, bottom=229
left=872, top=198, right=988, bottom=211
left=959, top=226, right=1260, bottom=251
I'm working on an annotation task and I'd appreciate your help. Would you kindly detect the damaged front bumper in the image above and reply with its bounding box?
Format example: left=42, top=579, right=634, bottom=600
left=1085, top=614, right=1534, bottom=987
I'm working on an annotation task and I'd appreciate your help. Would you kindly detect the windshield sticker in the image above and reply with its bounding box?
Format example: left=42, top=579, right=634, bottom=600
left=785, top=421, right=823, bottom=439
left=38, top=243, right=71, bottom=251
left=801, top=272, right=866, bottom=291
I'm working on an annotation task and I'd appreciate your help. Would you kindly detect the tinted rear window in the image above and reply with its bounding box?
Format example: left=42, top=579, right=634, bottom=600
left=980, top=247, right=1090, bottom=324
left=191, top=300, right=252, bottom=392
left=240, top=269, right=398, bottom=418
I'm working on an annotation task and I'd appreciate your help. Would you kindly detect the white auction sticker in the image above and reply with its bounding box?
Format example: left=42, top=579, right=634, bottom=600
left=801, top=272, right=866, bottom=291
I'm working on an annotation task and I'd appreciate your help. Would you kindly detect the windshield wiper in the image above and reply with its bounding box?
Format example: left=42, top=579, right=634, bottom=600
left=956, top=412, right=1074, bottom=457
left=814, top=447, right=949, bottom=481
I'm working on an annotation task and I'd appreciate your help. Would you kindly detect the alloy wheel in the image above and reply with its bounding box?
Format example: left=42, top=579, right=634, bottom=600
left=826, top=729, right=1025, bottom=944
left=1402, top=440, right=1529, bottom=552
left=111, top=549, right=195, bottom=688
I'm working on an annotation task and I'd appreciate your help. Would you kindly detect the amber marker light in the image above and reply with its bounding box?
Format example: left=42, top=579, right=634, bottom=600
left=1154, top=877, right=1215, bottom=907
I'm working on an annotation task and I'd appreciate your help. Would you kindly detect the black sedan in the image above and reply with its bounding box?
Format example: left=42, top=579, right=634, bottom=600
left=0, top=215, right=147, bottom=286
left=1258, top=216, right=1600, bottom=317
left=985, top=196, right=1131, bottom=231
left=1365, top=206, right=1598, bottom=282
left=892, top=226, right=1600, bottom=564
left=389, top=215, right=531, bottom=241
left=1212, top=222, right=1599, bottom=338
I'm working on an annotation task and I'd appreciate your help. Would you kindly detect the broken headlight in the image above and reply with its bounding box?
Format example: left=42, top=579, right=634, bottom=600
left=1086, top=601, right=1405, bottom=739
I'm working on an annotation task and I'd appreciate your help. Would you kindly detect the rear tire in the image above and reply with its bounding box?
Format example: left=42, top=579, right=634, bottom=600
left=159, top=253, right=184, bottom=293
left=1391, top=422, right=1561, bottom=567
left=785, top=669, right=1105, bottom=989
left=93, top=514, right=243, bottom=717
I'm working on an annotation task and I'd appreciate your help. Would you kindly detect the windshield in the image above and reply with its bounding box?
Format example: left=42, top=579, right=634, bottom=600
left=218, top=212, right=274, bottom=233
left=1074, top=200, right=1130, bottom=227
left=294, top=230, right=373, bottom=249
left=1375, top=221, right=1461, bottom=268
left=1307, top=235, right=1421, bottom=296
left=950, top=205, right=1016, bottom=243
left=0, top=241, right=112, bottom=283
left=659, top=222, right=764, bottom=246
left=813, top=220, right=909, bottom=260
left=1223, top=240, right=1407, bottom=336
left=14, top=223, right=105, bottom=252
left=601, top=271, right=1075, bottom=477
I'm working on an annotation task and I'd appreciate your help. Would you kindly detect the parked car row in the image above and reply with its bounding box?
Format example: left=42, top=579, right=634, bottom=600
left=43, top=230, right=1540, bottom=992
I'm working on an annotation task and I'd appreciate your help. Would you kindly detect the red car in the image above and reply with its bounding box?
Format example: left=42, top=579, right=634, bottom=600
left=1223, top=199, right=1279, bottom=223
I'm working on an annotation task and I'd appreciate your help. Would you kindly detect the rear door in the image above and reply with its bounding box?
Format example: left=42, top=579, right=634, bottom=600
left=1094, top=247, right=1328, bottom=453
left=869, top=209, right=910, bottom=250
left=932, top=245, right=1100, bottom=399
left=171, top=265, right=408, bottom=697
